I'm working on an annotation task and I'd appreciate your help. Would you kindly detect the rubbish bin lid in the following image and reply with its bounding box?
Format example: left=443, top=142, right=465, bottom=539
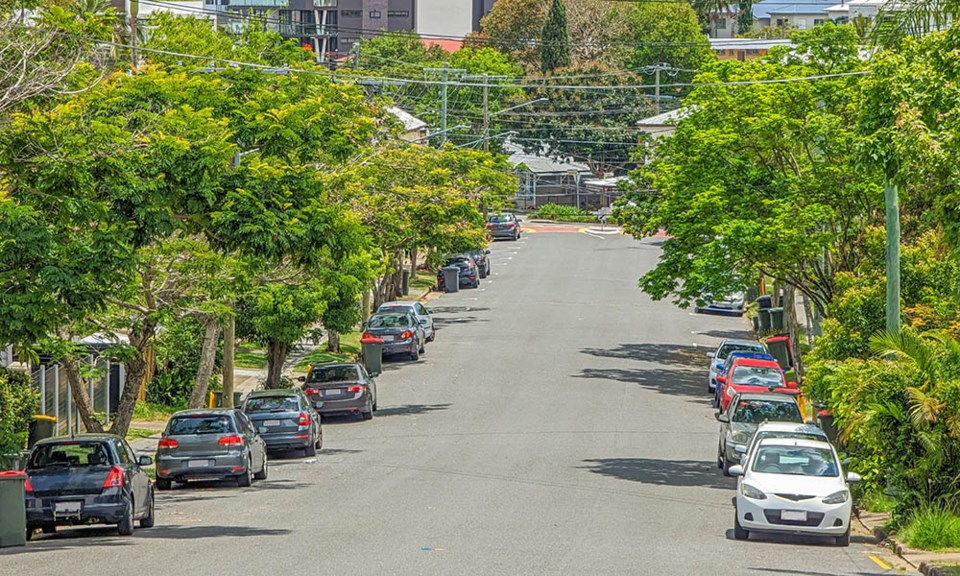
left=0, top=470, right=26, bottom=480
left=360, top=336, right=384, bottom=344
left=32, top=414, right=57, bottom=422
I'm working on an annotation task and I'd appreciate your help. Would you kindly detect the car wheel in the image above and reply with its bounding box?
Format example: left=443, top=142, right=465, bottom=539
left=254, top=455, right=269, bottom=480
left=26, top=527, right=35, bottom=541
left=721, top=449, right=733, bottom=477
left=236, top=458, right=253, bottom=487
left=733, top=512, right=749, bottom=540
left=361, top=409, right=374, bottom=421
left=315, top=434, right=323, bottom=450
left=139, top=490, right=155, bottom=529
left=41, top=524, right=56, bottom=535
left=117, top=498, right=135, bottom=536
left=419, top=338, right=425, bottom=354
left=428, top=329, right=436, bottom=343
left=155, top=477, right=172, bottom=491
left=304, top=443, right=317, bottom=458
left=410, top=346, right=419, bottom=361
left=717, top=441, right=725, bottom=470
left=836, top=525, right=851, bottom=547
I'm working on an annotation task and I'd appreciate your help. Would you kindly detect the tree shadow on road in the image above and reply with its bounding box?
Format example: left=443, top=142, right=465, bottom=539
left=580, top=458, right=735, bottom=490
left=374, top=403, right=452, bottom=418
left=135, top=524, right=291, bottom=540
left=428, top=306, right=491, bottom=315
left=581, top=343, right=709, bottom=368
left=694, top=329, right=753, bottom=340
left=432, top=316, right=489, bottom=327
left=574, top=367, right=710, bottom=402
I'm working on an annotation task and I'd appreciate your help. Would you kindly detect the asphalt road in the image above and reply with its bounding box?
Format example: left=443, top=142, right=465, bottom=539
left=0, top=227, right=912, bottom=575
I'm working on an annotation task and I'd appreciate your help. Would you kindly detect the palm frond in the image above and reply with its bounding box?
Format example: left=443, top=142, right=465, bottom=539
left=869, top=328, right=940, bottom=387
left=906, top=386, right=944, bottom=427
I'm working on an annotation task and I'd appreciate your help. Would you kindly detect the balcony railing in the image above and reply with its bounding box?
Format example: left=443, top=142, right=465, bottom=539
left=227, top=0, right=289, bottom=6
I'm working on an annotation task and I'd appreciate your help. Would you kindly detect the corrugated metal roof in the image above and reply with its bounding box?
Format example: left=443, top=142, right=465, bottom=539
left=753, top=0, right=835, bottom=18
left=385, top=106, right=427, bottom=132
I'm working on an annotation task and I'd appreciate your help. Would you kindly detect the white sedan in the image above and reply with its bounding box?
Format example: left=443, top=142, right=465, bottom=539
left=730, top=438, right=860, bottom=546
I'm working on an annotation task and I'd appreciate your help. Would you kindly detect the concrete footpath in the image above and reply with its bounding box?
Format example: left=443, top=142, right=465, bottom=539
left=859, top=511, right=960, bottom=575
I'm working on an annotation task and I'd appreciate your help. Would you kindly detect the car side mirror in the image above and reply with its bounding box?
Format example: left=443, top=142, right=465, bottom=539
left=845, top=472, right=861, bottom=483
left=734, top=445, right=747, bottom=455
left=728, top=465, right=744, bottom=476
left=139, top=455, right=153, bottom=467
left=715, top=413, right=729, bottom=423
left=716, top=375, right=726, bottom=385
left=706, top=352, right=715, bottom=358
left=297, top=375, right=306, bottom=382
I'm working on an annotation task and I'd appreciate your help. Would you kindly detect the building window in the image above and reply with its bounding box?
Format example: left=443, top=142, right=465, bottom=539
left=387, top=10, right=410, bottom=17
left=369, top=10, right=381, bottom=18
left=814, top=18, right=825, bottom=25
left=341, top=10, right=361, bottom=17
left=797, top=18, right=807, bottom=29
left=717, top=17, right=727, bottom=29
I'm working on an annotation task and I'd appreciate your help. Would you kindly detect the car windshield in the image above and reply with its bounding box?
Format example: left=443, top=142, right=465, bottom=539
left=488, top=214, right=512, bottom=223
left=732, top=400, right=802, bottom=424
left=751, top=445, right=840, bottom=477
left=245, top=396, right=299, bottom=412
left=731, top=366, right=784, bottom=387
left=368, top=315, right=410, bottom=328
left=717, top=343, right=764, bottom=360
left=307, top=365, right=360, bottom=383
left=167, top=415, right=235, bottom=435
left=445, top=257, right=470, bottom=266
left=29, top=442, right=111, bottom=468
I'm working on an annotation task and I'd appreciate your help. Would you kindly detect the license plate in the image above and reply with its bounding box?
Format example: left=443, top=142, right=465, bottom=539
left=263, top=420, right=281, bottom=427
left=781, top=510, right=807, bottom=521
left=380, top=335, right=395, bottom=341
left=323, top=389, right=341, bottom=397
left=54, top=501, right=82, bottom=516
left=187, top=459, right=211, bottom=468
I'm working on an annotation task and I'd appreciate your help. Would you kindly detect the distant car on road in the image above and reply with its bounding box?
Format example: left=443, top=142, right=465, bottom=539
left=377, top=300, right=435, bottom=342
left=716, top=392, right=803, bottom=476
left=486, top=212, right=521, bottom=241
left=299, top=362, right=378, bottom=421
left=24, top=434, right=155, bottom=538
left=437, top=254, right=481, bottom=290
left=363, top=311, right=426, bottom=361
left=706, top=339, right=767, bottom=395
left=695, top=291, right=745, bottom=315
left=242, top=389, right=322, bottom=457
left=730, top=438, right=860, bottom=546
left=463, top=248, right=491, bottom=278
left=155, top=408, right=268, bottom=490
left=717, top=357, right=798, bottom=412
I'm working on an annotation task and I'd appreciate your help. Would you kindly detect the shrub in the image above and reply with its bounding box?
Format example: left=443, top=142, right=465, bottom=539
left=0, top=367, right=40, bottom=454
left=532, top=203, right=597, bottom=222
left=899, top=506, right=960, bottom=550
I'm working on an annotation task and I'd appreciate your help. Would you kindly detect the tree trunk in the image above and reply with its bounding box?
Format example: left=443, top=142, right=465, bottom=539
left=362, top=289, right=372, bottom=323
left=189, top=316, right=222, bottom=409
left=409, top=248, right=419, bottom=284
left=326, top=329, right=341, bottom=353
left=265, top=340, right=288, bottom=389
left=109, top=322, right=156, bottom=437
left=61, top=354, right=105, bottom=434
left=221, top=308, right=235, bottom=408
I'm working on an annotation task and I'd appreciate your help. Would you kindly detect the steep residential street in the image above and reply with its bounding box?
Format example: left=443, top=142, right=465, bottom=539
left=0, top=230, right=911, bottom=575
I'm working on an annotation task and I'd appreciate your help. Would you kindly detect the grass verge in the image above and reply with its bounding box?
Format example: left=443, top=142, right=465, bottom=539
left=898, top=507, right=960, bottom=550
left=293, top=332, right=361, bottom=371
left=125, top=427, right=158, bottom=442
left=235, top=349, right=268, bottom=369
left=409, top=270, right=437, bottom=292
left=132, top=401, right=178, bottom=422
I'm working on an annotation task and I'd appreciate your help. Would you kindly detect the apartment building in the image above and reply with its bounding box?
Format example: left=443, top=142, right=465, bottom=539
left=416, top=0, right=495, bottom=39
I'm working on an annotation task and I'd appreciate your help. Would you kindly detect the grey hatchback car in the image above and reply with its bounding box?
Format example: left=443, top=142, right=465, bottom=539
left=300, top=363, right=378, bottom=420
left=363, top=311, right=425, bottom=361
left=155, top=408, right=268, bottom=490
left=242, top=389, right=322, bottom=457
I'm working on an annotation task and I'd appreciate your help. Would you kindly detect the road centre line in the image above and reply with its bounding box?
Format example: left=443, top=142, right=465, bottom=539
left=868, top=556, right=892, bottom=570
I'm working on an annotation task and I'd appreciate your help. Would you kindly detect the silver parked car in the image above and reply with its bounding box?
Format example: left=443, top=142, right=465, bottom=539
left=155, top=408, right=268, bottom=490
left=363, top=311, right=425, bottom=361
left=242, top=389, right=322, bottom=457
left=377, top=300, right=435, bottom=343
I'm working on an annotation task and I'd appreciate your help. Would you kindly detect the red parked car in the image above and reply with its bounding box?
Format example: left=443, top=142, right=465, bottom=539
left=717, top=357, right=798, bottom=412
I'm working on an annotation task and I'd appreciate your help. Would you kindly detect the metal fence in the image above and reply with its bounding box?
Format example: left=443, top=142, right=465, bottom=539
left=32, top=358, right=126, bottom=436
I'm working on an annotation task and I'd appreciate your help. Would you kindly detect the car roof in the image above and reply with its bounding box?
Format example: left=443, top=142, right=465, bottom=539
left=34, top=433, right=121, bottom=445
left=729, top=358, right=782, bottom=368
left=170, top=408, right=236, bottom=417
left=756, top=437, right=835, bottom=451
left=370, top=311, right=411, bottom=318
left=754, top=422, right=826, bottom=435
left=310, top=362, right=361, bottom=369
left=247, top=389, right=300, bottom=398
left=727, top=351, right=773, bottom=359
left=733, top=392, right=798, bottom=403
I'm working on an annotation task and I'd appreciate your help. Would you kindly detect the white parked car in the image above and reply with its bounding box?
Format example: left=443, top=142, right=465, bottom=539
left=730, top=438, right=860, bottom=546
left=734, top=422, right=830, bottom=463
left=376, top=301, right=435, bottom=342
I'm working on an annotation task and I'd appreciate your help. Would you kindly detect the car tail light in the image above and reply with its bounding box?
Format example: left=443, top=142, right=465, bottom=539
left=218, top=435, right=244, bottom=446
left=23, top=477, right=33, bottom=493
left=401, top=330, right=413, bottom=339
left=158, top=438, right=179, bottom=449
left=297, top=412, right=310, bottom=426
left=102, top=466, right=124, bottom=489
left=348, top=385, right=365, bottom=394
left=293, top=434, right=309, bottom=439
left=467, top=261, right=475, bottom=269
left=486, top=223, right=493, bottom=228
left=506, top=222, right=516, bottom=228
left=304, top=388, right=320, bottom=396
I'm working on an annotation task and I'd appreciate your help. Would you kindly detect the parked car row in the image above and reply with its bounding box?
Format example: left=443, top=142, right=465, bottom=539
left=705, top=337, right=861, bottom=547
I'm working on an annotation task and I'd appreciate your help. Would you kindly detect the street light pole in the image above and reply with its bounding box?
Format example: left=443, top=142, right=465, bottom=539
left=885, top=180, right=901, bottom=334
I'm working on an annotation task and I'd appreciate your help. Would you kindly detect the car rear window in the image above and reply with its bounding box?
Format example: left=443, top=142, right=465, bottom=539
left=378, top=306, right=409, bottom=314
left=368, top=315, right=410, bottom=328
left=245, top=396, right=300, bottom=412
left=488, top=214, right=512, bottom=223
left=752, top=446, right=839, bottom=476
left=167, top=415, right=235, bottom=435
left=718, top=343, right=765, bottom=359
left=732, top=400, right=802, bottom=424
left=307, top=365, right=360, bottom=383
left=29, top=442, right=112, bottom=468
left=731, top=365, right=784, bottom=387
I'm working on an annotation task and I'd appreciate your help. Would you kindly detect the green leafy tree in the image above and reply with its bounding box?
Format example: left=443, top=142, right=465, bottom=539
left=622, top=2, right=713, bottom=86
left=541, top=0, right=571, bottom=73
left=0, top=368, right=40, bottom=454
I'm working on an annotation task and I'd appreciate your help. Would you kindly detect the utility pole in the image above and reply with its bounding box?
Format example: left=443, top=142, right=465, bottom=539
left=885, top=181, right=901, bottom=334
left=222, top=306, right=235, bottom=408
left=654, top=66, right=661, bottom=115
left=424, top=63, right=466, bottom=145
left=463, top=73, right=507, bottom=152
left=126, top=0, right=139, bottom=69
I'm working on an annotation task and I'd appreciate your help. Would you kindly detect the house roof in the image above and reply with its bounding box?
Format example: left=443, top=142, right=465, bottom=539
left=421, top=38, right=464, bottom=53
left=385, top=106, right=427, bottom=132
left=709, top=38, right=794, bottom=51
left=504, top=142, right=590, bottom=175
left=635, top=107, right=689, bottom=128
left=752, top=0, right=835, bottom=18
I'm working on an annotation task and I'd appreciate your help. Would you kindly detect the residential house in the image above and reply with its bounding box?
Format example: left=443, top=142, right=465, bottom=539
left=824, top=0, right=887, bottom=24
left=752, top=0, right=836, bottom=31
left=710, top=37, right=792, bottom=61
left=506, top=142, right=594, bottom=210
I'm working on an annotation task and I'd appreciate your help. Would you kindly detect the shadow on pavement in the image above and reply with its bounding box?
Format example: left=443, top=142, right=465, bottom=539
left=580, top=458, right=735, bottom=490
left=432, top=316, right=489, bottom=327
left=581, top=343, right=709, bottom=368
left=136, top=524, right=291, bottom=540
left=574, top=367, right=709, bottom=400
left=729, top=530, right=877, bottom=550
left=373, top=403, right=452, bottom=418
left=695, top=329, right=753, bottom=340
left=428, top=306, right=491, bottom=315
